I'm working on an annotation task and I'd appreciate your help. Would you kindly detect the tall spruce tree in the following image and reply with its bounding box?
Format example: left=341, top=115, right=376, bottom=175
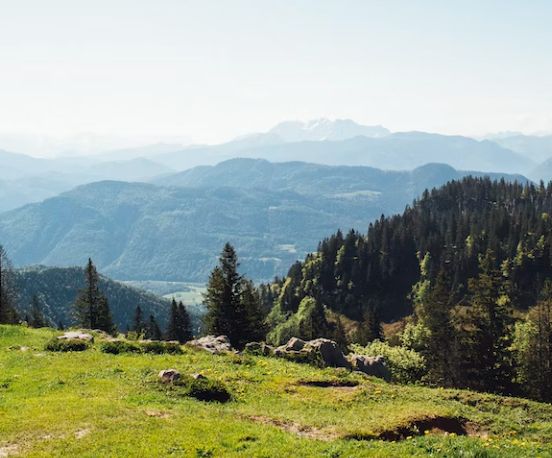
left=454, top=250, right=514, bottom=393
left=177, top=301, right=193, bottom=342
left=0, top=245, right=18, bottom=324
left=417, top=267, right=456, bottom=386
left=74, top=258, right=114, bottom=333
left=166, top=299, right=193, bottom=343
left=203, top=243, right=265, bottom=348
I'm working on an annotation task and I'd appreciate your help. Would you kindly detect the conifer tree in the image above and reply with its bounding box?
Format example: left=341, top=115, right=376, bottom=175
left=454, top=250, right=514, bottom=393
left=512, top=280, right=552, bottom=401
left=74, top=258, right=114, bottom=333
left=166, top=299, right=193, bottom=343
left=29, top=294, right=46, bottom=328
left=239, top=279, right=267, bottom=345
left=132, top=305, right=144, bottom=334
left=166, top=298, right=179, bottom=341
left=177, top=301, right=193, bottom=342
left=203, top=243, right=268, bottom=348
left=417, top=267, right=455, bottom=386
left=145, top=314, right=162, bottom=340
left=0, top=245, right=18, bottom=324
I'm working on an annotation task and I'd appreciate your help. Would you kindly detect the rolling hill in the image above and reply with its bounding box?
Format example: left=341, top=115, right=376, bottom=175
left=0, top=161, right=527, bottom=283
left=13, top=266, right=171, bottom=330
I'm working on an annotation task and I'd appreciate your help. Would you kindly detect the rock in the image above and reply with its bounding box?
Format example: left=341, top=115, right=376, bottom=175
left=274, top=337, right=349, bottom=368
left=192, top=373, right=206, bottom=380
left=158, top=369, right=181, bottom=383
left=305, top=338, right=350, bottom=368
left=187, top=335, right=233, bottom=354
left=284, top=337, right=307, bottom=352
left=58, top=332, right=94, bottom=343
left=244, top=341, right=274, bottom=356
left=348, top=355, right=391, bottom=381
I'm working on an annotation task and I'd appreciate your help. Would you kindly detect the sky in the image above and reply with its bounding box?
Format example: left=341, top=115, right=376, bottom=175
left=1, top=0, right=552, bottom=155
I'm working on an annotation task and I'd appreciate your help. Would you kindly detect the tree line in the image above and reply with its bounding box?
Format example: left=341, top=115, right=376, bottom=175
left=259, top=177, right=552, bottom=401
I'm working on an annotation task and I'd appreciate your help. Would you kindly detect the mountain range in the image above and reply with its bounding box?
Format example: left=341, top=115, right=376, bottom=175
left=1, top=119, right=552, bottom=213
left=0, top=159, right=527, bottom=283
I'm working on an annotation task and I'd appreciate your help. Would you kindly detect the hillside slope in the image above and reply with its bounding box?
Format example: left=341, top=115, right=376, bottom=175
left=0, top=163, right=527, bottom=282
left=0, top=325, right=550, bottom=457
left=13, top=266, right=170, bottom=330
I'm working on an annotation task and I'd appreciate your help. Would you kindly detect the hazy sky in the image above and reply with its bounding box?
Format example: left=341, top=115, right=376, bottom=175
left=1, top=0, right=552, bottom=147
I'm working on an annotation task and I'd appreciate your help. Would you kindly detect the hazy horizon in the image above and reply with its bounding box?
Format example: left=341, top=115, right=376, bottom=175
left=2, top=0, right=552, bottom=156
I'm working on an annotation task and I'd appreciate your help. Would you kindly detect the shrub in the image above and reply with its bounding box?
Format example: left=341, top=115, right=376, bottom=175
left=45, top=338, right=90, bottom=352
left=350, top=340, right=427, bottom=384
left=99, top=340, right=141, bottom=354
left=140, top=341, right=182, bottom=355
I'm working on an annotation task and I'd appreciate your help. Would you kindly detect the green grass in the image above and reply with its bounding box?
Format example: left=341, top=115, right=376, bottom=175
left=1, top=325, right=552, bottom=457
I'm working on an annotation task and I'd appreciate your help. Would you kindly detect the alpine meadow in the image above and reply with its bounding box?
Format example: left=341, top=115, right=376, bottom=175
left=2, top=2, right=552, bottom=457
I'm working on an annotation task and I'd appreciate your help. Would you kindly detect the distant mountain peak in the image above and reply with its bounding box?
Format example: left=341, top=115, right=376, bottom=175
left=267, top=118, right=390, bottom=142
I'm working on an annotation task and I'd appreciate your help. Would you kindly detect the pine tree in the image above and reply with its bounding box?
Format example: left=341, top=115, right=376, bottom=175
left=132, top=305, right=144, bottom=334
left=145, top=314, right=162, bottom=340
left=166, top=299, right=193, bottom=343
left=166, top=298, right=180, bottom=341
left=454, top=250, right=514, bottom=393
left=417, top=267, right=455, bottom=386
left=0, top=245, right=18, bottom=324
left=29, top=294, right=46, bottom=328
left=239, top=279, right=267, bottom=345
left=96, top=296, right=115, bottom=335
left=177, top=301, right=193, bottom=342
left=74, top=258, right=114, bottom=333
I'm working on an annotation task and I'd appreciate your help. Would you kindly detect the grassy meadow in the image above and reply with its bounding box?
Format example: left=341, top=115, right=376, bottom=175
left=0, top=325, right=551, bottom=457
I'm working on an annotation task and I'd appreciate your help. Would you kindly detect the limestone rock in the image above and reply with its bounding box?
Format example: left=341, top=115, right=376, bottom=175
left=187, top=335, right=233, bottom=354
left=274, top=337, right=349, bottom=368
left=159, top=369, right=181, bottom=383
left=348, top=355, right=391, bottom=381
left=58, top=332, right=94, bottom=343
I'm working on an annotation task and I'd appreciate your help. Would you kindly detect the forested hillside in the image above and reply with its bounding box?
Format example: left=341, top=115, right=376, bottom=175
left=12, top=266, right=171, bottom=329
left=271, top=177, right=552, bottom=321
left=0, top=161, right=526, bottom=282
left=265, top=177, right=552, bottom=399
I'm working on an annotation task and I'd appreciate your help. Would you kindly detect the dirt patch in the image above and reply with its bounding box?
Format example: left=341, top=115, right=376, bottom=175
left=0, top=444, right=19, bottom=457
left=246, top=415, right=338, bottom=441
left=345, top=415, right=483, bottom=442
left=145, top=409, right=171, bottom=419
left=75, top=428, right=91, bottom=439
left=297, top=379, right=359, bottom=388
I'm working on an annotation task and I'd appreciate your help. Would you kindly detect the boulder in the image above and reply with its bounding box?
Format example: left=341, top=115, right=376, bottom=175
left=159, top=369, right=181, bottom=383
left=306, top=338, right=350, bottom=368
left=348, top=355, right=391, bottom=381
left=274, top=337, right=349, bottom=368
left=58, top=332, right=94, bottom=343
left=187, top=335, right=233, bottom=354
left=244, top=341, right=274, bottom=356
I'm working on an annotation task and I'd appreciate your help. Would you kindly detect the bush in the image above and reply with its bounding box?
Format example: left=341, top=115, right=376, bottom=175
left=99, top=340, right=141, bottom=354
left=45, top=338, right=90, bottom=352
left=350, top=340, right=427, bottom=384
left=140, top=341, right=182, bottom=355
